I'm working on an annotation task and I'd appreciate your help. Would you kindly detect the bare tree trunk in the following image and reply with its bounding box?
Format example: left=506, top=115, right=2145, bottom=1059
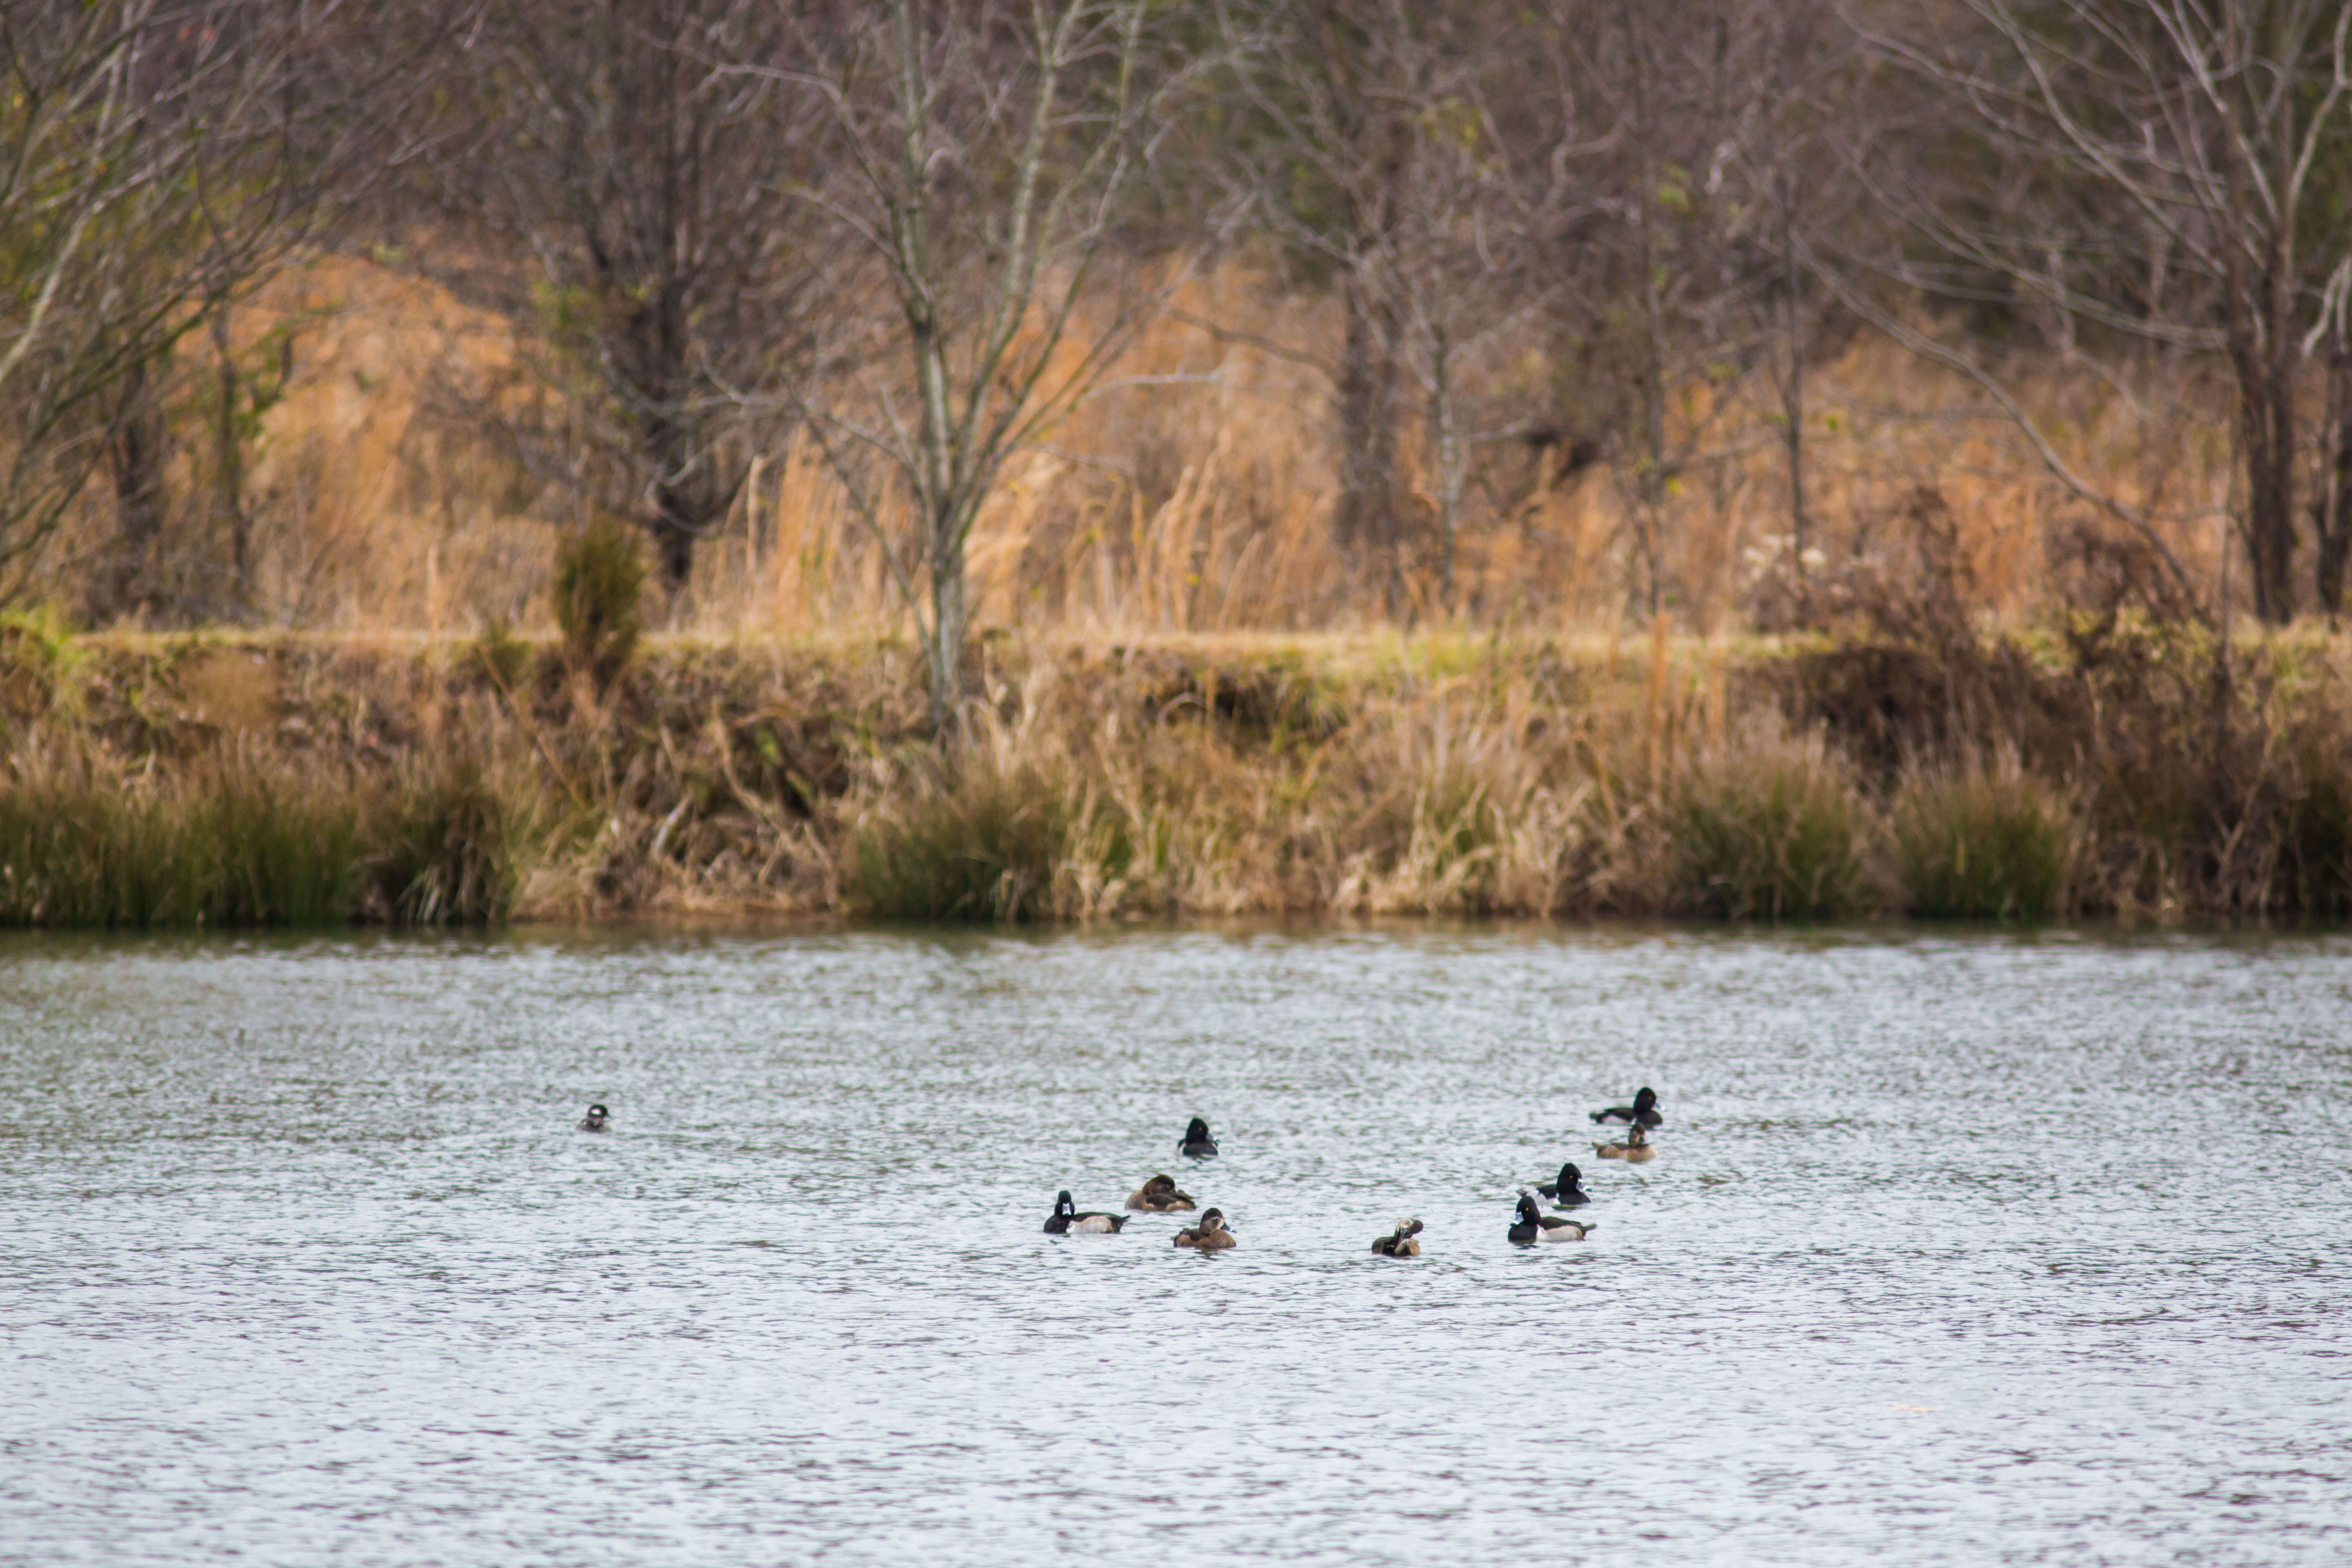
left=2228, top=329, right=2299, bottom=624
left=1335, top=266, right=1402, bottom=611
left=1428, top=316, right=1461, bottom=613
left=927, top=500, right=969, bottom=733
left=1625, top=0, right=1668, bottom=619
left=97, top=356, right=172, bottom=623
left=625, top=270, right=708, bottom=594
left=1778, top=167, right=1806, bottom=586
left=2319, top=337, right=2352, bottom=618
left=212, top=305, right=250, bottom=608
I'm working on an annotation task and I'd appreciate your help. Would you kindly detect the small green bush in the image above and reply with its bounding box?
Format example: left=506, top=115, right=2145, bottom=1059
left=206, top=765, right=368, bottom=925
left=0, top=750, right=544, bottom=930
left=0, top=604, right=87, bottom=723
left=1893, top=760, right=2076, bottom=920
left=470, top=615, right=535, bottom=693
left=1672, top=735, right=1869, bottom=920
left=553, top=514, right=644, bottom=685
left=363, top=757, right=536, bottom=925
left=0, top=757, right=363, bottom=929
left=849, top=766, right=1070, bottom=922
left=2283, top=737, right=2352, bottom=916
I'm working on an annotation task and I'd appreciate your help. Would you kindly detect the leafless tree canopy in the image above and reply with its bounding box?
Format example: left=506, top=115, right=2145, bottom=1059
left=15, top=0, right=2352, bottom=690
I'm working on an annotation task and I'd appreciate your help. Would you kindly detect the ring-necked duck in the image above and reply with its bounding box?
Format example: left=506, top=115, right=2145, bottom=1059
left=1178, top=1117, right=1219, bottom=1158
left=1370, top=1218, right=1424, bottom=1257
left=1172, top=1208, right=1236, bottom=1250
left=1045, top=1190, right=1128, bottom=1234
left=1126, top=1174, right=1197, bottom=1212
left=1592, top=1124, right=1656, bottom=1163
left=1535, top=1161, right=1590, bottom=1207
left=577, top=1103, right=610, bottom=1132
left=1508, top=1192, right=1598, bottom=1243
left=1591, top=1087, right=1662, bottom=1127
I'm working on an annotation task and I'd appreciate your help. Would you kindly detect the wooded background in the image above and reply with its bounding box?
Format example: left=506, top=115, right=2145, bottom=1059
left=8, top=2, right=2350, bottom=687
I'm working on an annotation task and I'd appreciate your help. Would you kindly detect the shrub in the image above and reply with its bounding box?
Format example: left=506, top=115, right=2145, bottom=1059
left=470, top=615, right=535, bottom=693
left=0, top=753, right=363, bottom=929
left=1892, top=757, right=2076, bottom=920
left=1671, top=729, right=1869, bottom=920
left=0, top=604, right=87, bottom=724
left=363, top=757, right=537, bottom=925
left=849, top=763, right=1071, bottom=922
left=2281, top=733, right=2352, bottom=916
left=552, top=513, right=644, bottom=686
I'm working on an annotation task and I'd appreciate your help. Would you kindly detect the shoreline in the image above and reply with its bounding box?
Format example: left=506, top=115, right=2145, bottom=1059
left=1, top=621, right=2348, bottom=930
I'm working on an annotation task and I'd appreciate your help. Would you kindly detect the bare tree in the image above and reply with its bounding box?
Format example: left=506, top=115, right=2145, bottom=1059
left=1721, top=1, right=1849, bottom=588
left=1847, top=0, right=2352, bottom=623
left=0, top=0, right=449, bottom=618
left=430, top=0, right=819, bottom=594
left=1213, top=0, right=1431, bottom=615
left=773, top=0, right=1177, bottom=731
left=1535, top=0, right=1789, bottom=621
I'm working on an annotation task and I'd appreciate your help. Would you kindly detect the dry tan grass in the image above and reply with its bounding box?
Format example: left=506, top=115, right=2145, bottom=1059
left=2, top=618, right=2349, bottom=927
left=51, top=254, right=2241, bottom=644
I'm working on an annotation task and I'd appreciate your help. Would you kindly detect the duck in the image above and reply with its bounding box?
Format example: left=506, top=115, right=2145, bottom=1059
left=1126, top=1174, right=1197, bottom=1212
left=577, top=1103, right=610, bottom=1132
left=1591, top=1086, right=1662, bottom=1127
left=1177, top=1117, right=1219, bottom=1158
left=1508, top=1191, right=1598, bottom=1244
left=1592, top=1124, right=1657, bottom=1163
left=1535, top=1161, right=1590, bottom=1207
left=1172, top=1208, right=1236, bottom=1250
left=1370, top=1218, right=1424, bottom=1257
left=1044, top=1190, right=1128, bottom=1234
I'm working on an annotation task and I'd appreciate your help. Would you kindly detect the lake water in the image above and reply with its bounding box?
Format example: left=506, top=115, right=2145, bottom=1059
left=2, top=925, right=2348, bottom=1566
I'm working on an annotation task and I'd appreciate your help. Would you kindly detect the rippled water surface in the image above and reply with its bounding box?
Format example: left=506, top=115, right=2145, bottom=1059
left=4, top=925, right=2350, bottom=1565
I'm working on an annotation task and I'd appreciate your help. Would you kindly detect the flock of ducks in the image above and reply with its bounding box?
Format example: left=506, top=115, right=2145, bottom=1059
left=1026, top=1093, right=1667, bottom=1255
left=573, top=1096, right=1663, bottom=1253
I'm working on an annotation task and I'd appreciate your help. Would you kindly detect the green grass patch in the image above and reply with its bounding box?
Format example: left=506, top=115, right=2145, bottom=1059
left=1892, top=761, right=2076, bottom=920
left=1672, top=737, right=1869, bottom=920
left=0, top=752, right=543, bottom=929
left=849, top=764, right=1071, bottom=922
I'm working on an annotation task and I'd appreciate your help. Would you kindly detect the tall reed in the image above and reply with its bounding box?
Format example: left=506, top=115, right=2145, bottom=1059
left=1668, top=725, right=1871, bottom=920
left=0, top=743, right=545, bottom=930
left=1891, top=756, right=2076, bottom=920
left=0, top=750, right=363, bottom=928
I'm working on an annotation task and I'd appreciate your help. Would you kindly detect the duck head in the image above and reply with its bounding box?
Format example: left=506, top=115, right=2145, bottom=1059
left=1394, top=1218, right=1423, bottom=1239
left=1183, top=1117, right=1212, bottom=1143
left=1555, top=1162, right=1584, bottom=1192
left=1633, top=1087, right=1658, bottom=1114
left=1196, top=1207, right=1227, bottom=1234
left=1515, top=1192, right=1541, bottom=1225
left=1054, top=1190, right=1076, bottom=1218
left=1142, top=1174, right=1175, bottom=1197
left=1627, top=1125, right=1649, bottom=1147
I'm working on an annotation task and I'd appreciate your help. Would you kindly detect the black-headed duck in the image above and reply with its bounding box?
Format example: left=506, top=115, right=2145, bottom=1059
left=1591, top=1086, right=1662, bottom=1127
left=1172, top=1207, right=1236, bottom=1250
left=577, top=1103, right=610, bottom=1132
left=1178, top=1117, right=1219, bottom=1158
left=1045, top=1190, right=1128, bottom=1234
left=1593, top=1123, right=1656, bottom=1163
left=1126, top=1174, right=1197, bottom=1212
left=1370, top=1218, right=1424, bottom=1257
left=1508, top=1192, right=1598, bottom=1244
left=1536, top=1161, right=1590, bottom=1207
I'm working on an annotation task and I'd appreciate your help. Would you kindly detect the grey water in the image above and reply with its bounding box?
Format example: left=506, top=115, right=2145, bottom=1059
left=2, top=925, right=2349, bottom=1566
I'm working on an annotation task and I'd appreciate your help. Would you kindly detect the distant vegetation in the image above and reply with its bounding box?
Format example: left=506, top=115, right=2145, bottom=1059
left=6, top=2, right=2352, bottom=927
left=0, top=615, right=2345, bottom=929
